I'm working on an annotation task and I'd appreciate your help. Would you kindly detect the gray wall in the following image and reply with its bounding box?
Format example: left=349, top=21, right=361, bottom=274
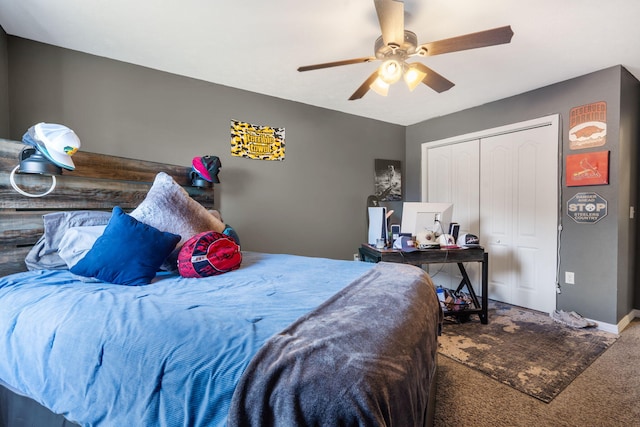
left=5, top=35, right=639, bottom=325
left=0, top=26, right=9, bottom=137
left=621, top=70, right=640, bottom=311
left=407, top=66, right=639, bottom=325
left=5, top=37, right=405, bottom=261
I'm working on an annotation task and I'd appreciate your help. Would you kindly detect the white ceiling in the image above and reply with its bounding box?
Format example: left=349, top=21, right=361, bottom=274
left=1, top=0, right=639, bottom=126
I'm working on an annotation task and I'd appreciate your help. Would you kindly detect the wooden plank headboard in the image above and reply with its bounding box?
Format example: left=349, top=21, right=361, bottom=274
left=0, top=138, right=215, bottom=276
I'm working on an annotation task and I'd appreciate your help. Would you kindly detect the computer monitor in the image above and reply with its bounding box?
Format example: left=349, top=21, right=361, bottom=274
left=400, top=202, right=454, bottom=237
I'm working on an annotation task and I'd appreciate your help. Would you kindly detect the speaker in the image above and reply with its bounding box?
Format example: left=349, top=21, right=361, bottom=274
left=448, top=222, right=460, bottom=241
left=391, top=224, right=401, bottom=240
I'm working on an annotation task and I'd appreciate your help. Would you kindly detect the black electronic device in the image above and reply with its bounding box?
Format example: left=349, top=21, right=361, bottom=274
left=448, top=222, right=460, bottom=241
left=390, top=224, right=400, bottom=240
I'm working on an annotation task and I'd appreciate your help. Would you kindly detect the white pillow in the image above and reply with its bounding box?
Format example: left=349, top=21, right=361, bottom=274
left=58, top=225, right=106, bottom=268
left=41, top=210, right=111, bottom=254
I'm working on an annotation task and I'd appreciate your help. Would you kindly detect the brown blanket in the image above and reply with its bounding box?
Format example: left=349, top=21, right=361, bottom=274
left=228, top=262, right=441, bottom=426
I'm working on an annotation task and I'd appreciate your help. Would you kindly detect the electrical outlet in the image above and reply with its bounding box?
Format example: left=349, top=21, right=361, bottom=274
left=565, top=271, right=575, bottom=284
left=353, top=253, right=361, bottom=261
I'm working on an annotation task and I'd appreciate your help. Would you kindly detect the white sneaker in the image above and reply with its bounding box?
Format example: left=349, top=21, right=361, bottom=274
left=551, top=310, right=597, bottom=328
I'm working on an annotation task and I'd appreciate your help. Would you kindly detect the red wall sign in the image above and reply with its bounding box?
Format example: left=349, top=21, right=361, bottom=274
left=566, top=151, right=609, bottom=186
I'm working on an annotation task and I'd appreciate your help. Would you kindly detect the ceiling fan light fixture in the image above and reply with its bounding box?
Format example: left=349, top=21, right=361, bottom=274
left=378, top=59, right=402, bottom=84
left=370, top=77, right=390, bottom=96
left=403, top=64, right=427, bottom=91
left=296, top=0, right=514, bottom=101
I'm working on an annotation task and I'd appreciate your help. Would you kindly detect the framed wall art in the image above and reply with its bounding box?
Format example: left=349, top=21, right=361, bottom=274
left=374, top=159, right=402, bottom=201
left=569, top=101, right=607, bottom=150
left=566, top=150, right=609, bottom=186
left=230, top=119, right=285, bottom=161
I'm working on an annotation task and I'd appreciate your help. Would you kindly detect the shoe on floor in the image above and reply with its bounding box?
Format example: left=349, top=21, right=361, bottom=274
left=551, top=309, right=597, bottom=328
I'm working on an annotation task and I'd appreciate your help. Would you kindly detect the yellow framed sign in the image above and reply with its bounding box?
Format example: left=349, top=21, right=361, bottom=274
left=230, top=119, right=285, bottom=161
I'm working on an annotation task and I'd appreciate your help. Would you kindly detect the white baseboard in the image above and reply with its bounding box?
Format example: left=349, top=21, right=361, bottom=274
left=597, top=320, right=622, bottom=335
left=597, top=309, right=640, bottom=335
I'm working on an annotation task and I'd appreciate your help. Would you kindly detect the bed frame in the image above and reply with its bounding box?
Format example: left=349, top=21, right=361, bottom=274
left=0, top=138, right=214, bottom=277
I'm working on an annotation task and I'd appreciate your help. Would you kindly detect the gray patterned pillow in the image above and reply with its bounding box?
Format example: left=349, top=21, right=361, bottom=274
left=131, top=172, right=225, bottom=269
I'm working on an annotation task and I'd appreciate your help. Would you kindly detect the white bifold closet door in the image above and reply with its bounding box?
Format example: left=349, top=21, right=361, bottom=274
left=480, top=125, right=558, bottom=314
left=424, top=115, right=558, bottom=313
left=426, top=140, right=480, bottom=290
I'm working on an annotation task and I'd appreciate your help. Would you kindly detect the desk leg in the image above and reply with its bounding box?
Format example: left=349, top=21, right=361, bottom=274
left=455, top=264, right=480, bottom=307
left=480, top=252, right=488, bottom=324
left=455, top=260, right=488, bottom=325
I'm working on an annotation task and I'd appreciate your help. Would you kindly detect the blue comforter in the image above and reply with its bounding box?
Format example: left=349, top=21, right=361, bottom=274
left=0, top=252, right=375, bottom=426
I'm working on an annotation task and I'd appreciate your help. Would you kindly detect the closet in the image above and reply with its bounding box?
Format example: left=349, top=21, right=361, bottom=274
left=421, top=115, right=559, bottom=313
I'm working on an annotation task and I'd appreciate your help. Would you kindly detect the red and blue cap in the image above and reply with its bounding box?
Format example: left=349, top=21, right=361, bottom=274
left=192, top=155, right=221, bottom=183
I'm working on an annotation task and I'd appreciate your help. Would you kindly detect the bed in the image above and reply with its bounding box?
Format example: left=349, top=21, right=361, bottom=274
left=0, top=138, right=441, bottom=427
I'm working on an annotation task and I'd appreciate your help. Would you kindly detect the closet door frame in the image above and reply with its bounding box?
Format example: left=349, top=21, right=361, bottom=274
left=420, top=114, right=560, bottom=311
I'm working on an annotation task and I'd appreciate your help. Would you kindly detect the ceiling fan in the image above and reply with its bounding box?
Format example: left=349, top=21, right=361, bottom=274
left=297, top=0, right=514, bottom=100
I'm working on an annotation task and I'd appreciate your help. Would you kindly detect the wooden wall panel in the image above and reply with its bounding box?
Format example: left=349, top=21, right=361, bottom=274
left=0, top=211, right=46, bottom=245
left=0, top=138, right=215, bottom=276
left=0, top=246, right=30, bottom=277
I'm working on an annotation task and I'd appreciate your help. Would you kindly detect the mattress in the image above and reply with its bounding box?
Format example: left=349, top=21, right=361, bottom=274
left=0, top=252, right=440, bottom=426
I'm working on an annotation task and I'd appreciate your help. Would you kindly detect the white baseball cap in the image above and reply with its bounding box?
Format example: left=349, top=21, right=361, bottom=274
left=22, top=123, right=81, bottom=170
left=457, top=233, right=480, bottom=247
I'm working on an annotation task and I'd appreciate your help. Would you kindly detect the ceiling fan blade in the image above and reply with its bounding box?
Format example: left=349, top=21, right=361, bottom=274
left=413, top=63, right=454, bottom=93
left=298, top=56, right=376, bottom=72
left=348, top=70, right=380, bottom=100
left=419, top=25, right=514, bottom=56
left=374, top=0, right=405, bottom=47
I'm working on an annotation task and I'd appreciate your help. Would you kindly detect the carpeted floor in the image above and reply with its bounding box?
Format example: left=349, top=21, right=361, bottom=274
left=437, top=300, right=618, bottom=402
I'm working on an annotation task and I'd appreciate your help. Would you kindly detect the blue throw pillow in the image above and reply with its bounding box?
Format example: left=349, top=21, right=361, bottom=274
left=70, top=206, right=181, bottom=286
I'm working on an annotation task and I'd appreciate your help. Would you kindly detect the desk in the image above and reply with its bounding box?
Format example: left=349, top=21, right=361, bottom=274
left=359, top=244, right=488, bottom=324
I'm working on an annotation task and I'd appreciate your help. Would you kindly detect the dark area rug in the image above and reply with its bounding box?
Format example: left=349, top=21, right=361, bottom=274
left=438, top=300, right=618, bottom=403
